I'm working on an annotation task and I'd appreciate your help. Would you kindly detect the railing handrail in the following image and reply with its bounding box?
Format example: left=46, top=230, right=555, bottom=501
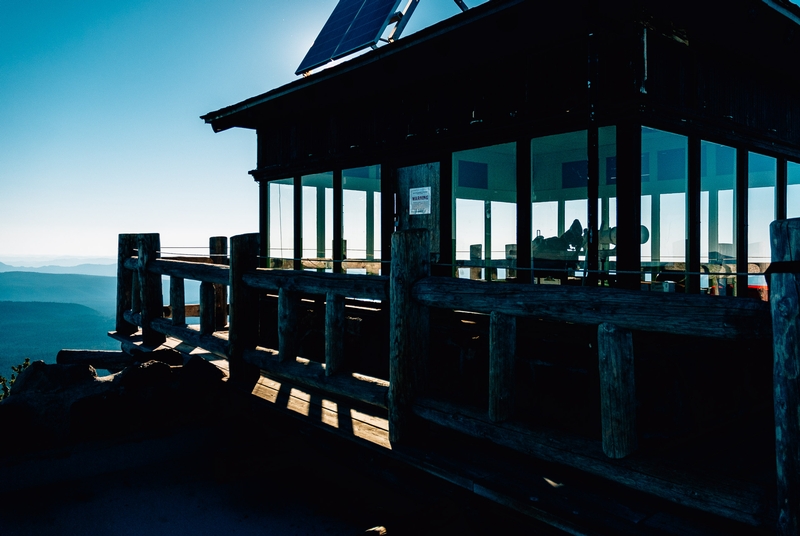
left=412, top=275, right=771, bottom=340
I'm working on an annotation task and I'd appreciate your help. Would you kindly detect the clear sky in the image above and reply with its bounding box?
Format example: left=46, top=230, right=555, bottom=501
left=0, top=0, right=478, bottom=262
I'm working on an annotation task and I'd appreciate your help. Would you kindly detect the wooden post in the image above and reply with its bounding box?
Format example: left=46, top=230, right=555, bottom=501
left=116, top=234, right=138, bottom=335
left=131, top=276, right=141, bottom=314
left=770, top=218, right=800, bottom=536
left=170, top=276, right=186, bottom=326
left=489, top=311, right=516, bottom=422
left=199, top=281, right=215, bottom=335
left=210, top=236, right=228, bottom=328
left=229, top=233, right=260, bottom=389
left=598, top=322, right=637, bottom=459
left=489, top=312, right=517, bottom=422
left=325, top=292, right=345, bottom=376
left=137, top=233, right=165, bottom=347
left=389, top=229, right=431, bottom=444
left=470, top=244, right=482, bottom=280
left=278, top=288, right=301, bottom=363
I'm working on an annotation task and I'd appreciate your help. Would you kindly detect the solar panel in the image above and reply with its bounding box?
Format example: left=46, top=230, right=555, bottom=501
left=296, top=0, right=404, bottom=75
left=333, top=0, right=402, bottom=61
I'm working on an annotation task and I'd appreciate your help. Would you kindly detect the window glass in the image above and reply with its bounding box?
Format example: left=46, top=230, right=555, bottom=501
left=748, top=152, right=776, bottom=298
left=267, top=178, right=294, bottom=269
left=641, top=128, right=688, bottom=291
left=343, top=165, right=381, bottom=274
left=453, top=143, right=516, bottom=280
left=700, top=141, right=736, bottom=295
left=531, top=131, right=587, bottom=284
left=301, top=172, right=333, bottom=272
left=788, top=161, right=800, bottom=219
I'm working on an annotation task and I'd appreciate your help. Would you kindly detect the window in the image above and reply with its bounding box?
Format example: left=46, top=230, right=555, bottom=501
left=700, top=142, right=736, bottom=295
left=453, top=143, right=516, bottom=280
left=267, top=178, right=294, bottom=269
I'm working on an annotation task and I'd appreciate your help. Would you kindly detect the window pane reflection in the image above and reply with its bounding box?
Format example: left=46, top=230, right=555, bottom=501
left=641, top=128, right=687, bottom=291
left=531, top=131, right=587, bottom=284
left=343, top=165, right=381, bottom=275
left=301, top=172, right=333, bottom=272
left=788, top=161, right=800, bottom=219
left=748, top=152, right=775, bottom=298
left=268, top=178, right=294, bottom=269
left=453, top=143, right=516, bottom=280
left=701, top=141, right=736, bottom=295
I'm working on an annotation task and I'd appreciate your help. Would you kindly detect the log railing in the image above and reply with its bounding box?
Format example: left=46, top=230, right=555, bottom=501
left=115, top=232, right=390, bottom=410
left=115, top=220, right=800, bottom=533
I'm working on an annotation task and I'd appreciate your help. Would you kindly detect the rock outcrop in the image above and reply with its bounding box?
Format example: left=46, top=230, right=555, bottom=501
left=0, top=353, right=228, bottom=456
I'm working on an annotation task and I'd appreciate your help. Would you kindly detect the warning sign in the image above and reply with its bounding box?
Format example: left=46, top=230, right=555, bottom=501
left=409, top=187, right=431, bottom=215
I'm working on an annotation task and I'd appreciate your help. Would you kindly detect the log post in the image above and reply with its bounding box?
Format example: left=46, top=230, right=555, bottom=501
left=137, top=233, right=165, bottom=347
left=389, top=229, right=431, bottom=444
left=598, top=322, right=637, bottom=459
left=210, top=236, right=228, bottom=328
left=278, top=288, right=301, bottom=363
left=770, top=218, right=800, bottom=536
left=489, top=311, right=516, bottom=422
left=131, top=276, right=141, bottom=314
left=325, top=292, right=345, bottom=376
left=116, top=234, right=138, bottom=335
left=229, top=233, right=260, bottom=389
left=170, top=276, right=186, bottom=326
left=199, top=280, right=215, bottom=335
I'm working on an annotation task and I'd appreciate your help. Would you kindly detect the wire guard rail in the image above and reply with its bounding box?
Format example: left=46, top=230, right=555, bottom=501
left=114, top=219, right=800, bottom=534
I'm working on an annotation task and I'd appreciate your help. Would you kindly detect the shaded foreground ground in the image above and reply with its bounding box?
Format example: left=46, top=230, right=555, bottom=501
left=0, top=414, right=556, bottom=536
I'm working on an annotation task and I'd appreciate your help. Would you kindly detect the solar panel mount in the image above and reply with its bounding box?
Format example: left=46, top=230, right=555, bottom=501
left=296, top=0, right=420, bottom=76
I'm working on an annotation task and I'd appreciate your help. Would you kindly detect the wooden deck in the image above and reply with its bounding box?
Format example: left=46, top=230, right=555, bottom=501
left=108, top=327, right=772, bottom=535
left=104, top=224, right=800, bottom=535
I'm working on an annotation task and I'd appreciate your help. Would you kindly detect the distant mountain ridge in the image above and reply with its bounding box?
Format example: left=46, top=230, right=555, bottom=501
left=0, top=261, right=116, bottom=277
left=0, top=272, right=117, bottom=317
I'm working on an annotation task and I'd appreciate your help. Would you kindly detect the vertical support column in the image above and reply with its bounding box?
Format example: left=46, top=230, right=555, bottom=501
left=389, top=229, right=430, bottom=444
left=516, top=139, right=532, bottom=284
left=325, top=292, right=345, bottom=376
left=210, top=236, right=228, bottom=328
left=616, top=120, right=642, bottom=290
left=116, top=234, right=138, bottom=335
left=687, top=135, right=702, bottom=294
left=229, top=233, right=260, bottom=389
left=200, top=281, right=215, bottom=335
left=293, top=175, right=303, bottom=270
left=170, top=276, right=186, bottom=326
left=137, top=233, right=165, bottom=348
left=587, top=126, right=599, bottom=287
left=769, top=218, right=800, bottom=536
left=598, top=322, right=637, bottom=459
left=489, top=312, right=516, bottom=422
left=333, top=169, right=344, bottom=274
left=736, top=149, right=749, bottom=298
left=278, top=288, right=300, bottom=362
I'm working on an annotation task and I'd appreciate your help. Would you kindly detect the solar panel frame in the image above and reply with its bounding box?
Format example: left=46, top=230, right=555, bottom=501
left=296, top=0, right=367, bottom=75
left=296, top=0, right=404, bottom=75
left=332, top=0, right=403, bottom=61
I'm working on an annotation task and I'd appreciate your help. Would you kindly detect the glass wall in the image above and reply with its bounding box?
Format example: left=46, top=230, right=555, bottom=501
left=788, top=161, right=800, bottom=219
left=301, top=172, right=333, bottom=271
left=343, top=165, right=381, bottom=274
left=748, top=152, right=776, bottom=296
left=267, top=177, right=294, bottom=269
left=531, top=131, right=587, bottom=283
left=701, top=141, right=737, bottom=295
left=453, top=143, right=516, bottom=280
left=641, top=128, right=688, bottom=290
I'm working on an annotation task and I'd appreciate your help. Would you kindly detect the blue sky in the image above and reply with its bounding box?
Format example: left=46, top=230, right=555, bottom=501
left=0, top=0, right=476, bottom=262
